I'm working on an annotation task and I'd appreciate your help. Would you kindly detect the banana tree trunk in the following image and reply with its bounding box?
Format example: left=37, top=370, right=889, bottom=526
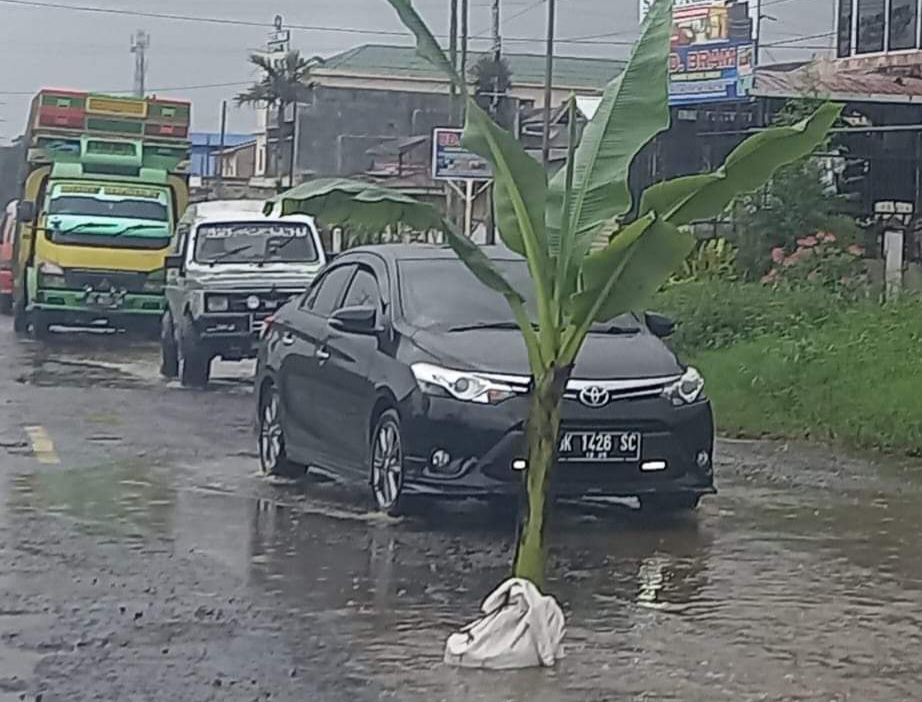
left=513, top=364, right=572, bottom=590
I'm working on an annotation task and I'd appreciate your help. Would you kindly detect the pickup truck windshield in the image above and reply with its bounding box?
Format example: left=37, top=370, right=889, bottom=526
left=194, top=222, right=319, bottom=265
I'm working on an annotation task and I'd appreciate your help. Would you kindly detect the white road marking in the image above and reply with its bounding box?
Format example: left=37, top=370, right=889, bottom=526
left=24, top=426, right=61, bottom=465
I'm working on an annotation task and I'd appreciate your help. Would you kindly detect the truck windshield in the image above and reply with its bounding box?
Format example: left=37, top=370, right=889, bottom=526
left=194, top=222, right=319, bottom=265
left=48, top=196, right=168, bottom=221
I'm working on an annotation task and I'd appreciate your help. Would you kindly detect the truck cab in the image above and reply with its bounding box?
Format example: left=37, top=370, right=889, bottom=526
left=13, top=90, right=190, bottom=338
left=161, top=200, right=326, bottom=387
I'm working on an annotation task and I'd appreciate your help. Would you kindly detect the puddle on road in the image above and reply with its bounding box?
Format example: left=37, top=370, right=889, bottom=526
left=15, top=334, right=255, bottom=392
left=4, top=449, right=922, bottom=701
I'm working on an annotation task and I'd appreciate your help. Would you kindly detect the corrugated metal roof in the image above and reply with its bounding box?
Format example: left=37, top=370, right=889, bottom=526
left=319, top=44, right=624, bottom=90
left=754, top=55, right=922, bottom=102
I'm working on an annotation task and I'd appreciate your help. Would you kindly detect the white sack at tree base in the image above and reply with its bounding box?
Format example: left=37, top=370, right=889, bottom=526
left=444, top=578, right=566, bottom=669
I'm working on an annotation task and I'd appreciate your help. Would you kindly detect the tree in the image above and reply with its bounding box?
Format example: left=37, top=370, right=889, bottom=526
left=268, top=0, right=840, bottom=589
left=235, top=51, right=324, bottom=178
left=471, top=55, right=515, bottom=131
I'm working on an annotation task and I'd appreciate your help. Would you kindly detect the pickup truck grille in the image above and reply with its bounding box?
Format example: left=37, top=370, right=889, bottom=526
left=225, top=290, right=303, bottom=313
left=63, top=269, right=148, bottom=293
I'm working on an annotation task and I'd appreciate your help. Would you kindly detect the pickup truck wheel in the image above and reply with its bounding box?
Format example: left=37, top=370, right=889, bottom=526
left=159, top=312, right=179, bottom=378
left=179, top=315, right=211, bottom=388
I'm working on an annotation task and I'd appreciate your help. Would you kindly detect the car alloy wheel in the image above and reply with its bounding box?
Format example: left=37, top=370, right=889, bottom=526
left=370, top=410, right=405, bottom=515
left=258, top=385, right=298, bottom=477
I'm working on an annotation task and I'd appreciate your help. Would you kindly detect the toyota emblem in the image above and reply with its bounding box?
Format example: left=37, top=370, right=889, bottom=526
left=579, top=386, right=610, bottom=408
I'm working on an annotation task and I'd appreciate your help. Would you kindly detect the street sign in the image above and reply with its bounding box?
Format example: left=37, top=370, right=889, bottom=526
left=431, top=128, right=492, bottom=181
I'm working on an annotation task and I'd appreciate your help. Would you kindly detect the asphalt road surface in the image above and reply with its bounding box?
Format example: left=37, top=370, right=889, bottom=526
left=0, top=321, right=920, bottom=702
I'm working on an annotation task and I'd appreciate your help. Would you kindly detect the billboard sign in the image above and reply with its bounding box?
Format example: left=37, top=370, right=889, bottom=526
left=431, top=128, right=493, bottom=181
left=641, top=0, right=755, bottom=106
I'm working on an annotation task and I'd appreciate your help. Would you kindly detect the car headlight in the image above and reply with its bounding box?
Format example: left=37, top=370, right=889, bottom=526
left=38, top=261, right=64, bottom=276
left=38, top=261, right=66, bottom=288
left=411, top=362, right=519, bottom=405
left=143, top=269, right=165, bottom=293
left=206, top=295, right=229, bottom=312
left=663, top=367, right=705, bottom=406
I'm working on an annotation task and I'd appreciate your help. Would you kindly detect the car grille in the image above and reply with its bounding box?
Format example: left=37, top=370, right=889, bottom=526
left=564, top=376, right=679, bottom=403
left=225, top=289, right=303, bottom=314
left=64, top=269, right=148, bottom=293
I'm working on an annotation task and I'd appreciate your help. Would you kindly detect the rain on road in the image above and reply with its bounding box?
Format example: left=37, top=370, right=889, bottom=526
left=0, top=321, right=919, bottom=701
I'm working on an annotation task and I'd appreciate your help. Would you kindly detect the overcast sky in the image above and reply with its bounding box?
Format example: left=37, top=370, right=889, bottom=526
left=0, top=0, right=834, bottom=142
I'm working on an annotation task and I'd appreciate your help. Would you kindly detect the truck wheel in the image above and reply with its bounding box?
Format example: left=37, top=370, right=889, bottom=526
left=179, top=315, right=211, bottom=388
left=0, top=295, right=12, bottom=316
left=160, top=312, right=179, bottom=378
left=12, top=297, right=28, bottom=335
left=31, top=310, right=53, bottom=340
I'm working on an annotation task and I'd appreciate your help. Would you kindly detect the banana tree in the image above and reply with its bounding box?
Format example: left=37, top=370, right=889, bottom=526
left=270, top=0, right=841, bottom=589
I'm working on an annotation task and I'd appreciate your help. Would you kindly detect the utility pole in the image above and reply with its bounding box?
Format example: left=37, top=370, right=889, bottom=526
left=131, top=30, right=150, bottom=97
left=490, top=0, right=501, bottom=116
left=216, top=100, right=227, bottom=199
left=541, top=0, right=556, bottom=166
left=460, top=0, right=469, bottom=89
left=449, top=0, right=459, bottom=122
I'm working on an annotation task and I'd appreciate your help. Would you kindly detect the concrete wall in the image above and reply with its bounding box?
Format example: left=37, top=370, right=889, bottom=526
left=294, top=86, right=453, bottom=177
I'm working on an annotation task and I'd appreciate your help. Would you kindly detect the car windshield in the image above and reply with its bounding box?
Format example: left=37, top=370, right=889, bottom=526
left=398, top=258, right=639, bottom=332
left=48, top=195, right=168, bottom=222
left=194, top=222, right=319, bottom=265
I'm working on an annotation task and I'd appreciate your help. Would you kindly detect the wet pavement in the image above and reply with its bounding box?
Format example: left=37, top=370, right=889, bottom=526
left=0, top=320, right=920, bottom=701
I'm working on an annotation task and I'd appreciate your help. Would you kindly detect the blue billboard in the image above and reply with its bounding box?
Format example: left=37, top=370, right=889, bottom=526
left=670, top=41, right=755, bottom=105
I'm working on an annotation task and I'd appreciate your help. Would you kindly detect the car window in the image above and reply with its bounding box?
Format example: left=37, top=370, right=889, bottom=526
left=341, top=268, right=382, bottom=314
left=304, top=265, right=354, bottom=316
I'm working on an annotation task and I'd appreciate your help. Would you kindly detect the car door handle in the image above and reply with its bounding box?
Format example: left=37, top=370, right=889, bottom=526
left=316, top=347, right=331, bottom=362
left=281, top=332, right=295, bottom=346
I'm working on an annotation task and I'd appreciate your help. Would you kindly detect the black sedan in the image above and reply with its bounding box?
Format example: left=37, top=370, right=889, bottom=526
left=255, top=245, right=715, bottom=515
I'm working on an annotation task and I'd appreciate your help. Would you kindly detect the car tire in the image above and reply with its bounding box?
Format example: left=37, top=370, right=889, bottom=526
left=178, top=315, right=211, bottom=388
left=159, top=311, right=179, bottom=378
left=0, top=294, right=12, bottom=315
left=369, top=409, right=409, bottom=517
left=639, top=493, right=701, bottom=514
left=257, top=383, right=302, bottom=477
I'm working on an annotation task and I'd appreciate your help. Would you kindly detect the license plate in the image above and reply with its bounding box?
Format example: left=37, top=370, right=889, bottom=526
left=558, top=431, right=641, bottom=462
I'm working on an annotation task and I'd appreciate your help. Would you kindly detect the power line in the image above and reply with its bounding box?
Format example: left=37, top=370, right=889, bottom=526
left=0, top=80, right=250, bottom=97
left=0, top=0, right=838, bottom=49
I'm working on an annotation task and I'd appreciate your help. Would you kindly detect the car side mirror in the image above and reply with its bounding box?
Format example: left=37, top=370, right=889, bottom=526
left=645, top=312, right=676, bottom=338
left=329, top=305, right=378, bottom=335
left=17, top=201, right=35, bottom=223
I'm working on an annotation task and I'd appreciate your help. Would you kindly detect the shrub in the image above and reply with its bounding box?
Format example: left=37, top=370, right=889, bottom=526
left=761, top=231, right=867, bottom=298
left=652, top=279, right=844, bottom=356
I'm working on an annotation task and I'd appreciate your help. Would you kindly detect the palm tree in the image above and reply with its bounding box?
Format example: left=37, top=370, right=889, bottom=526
left=236, top=51, right=324, bottom=180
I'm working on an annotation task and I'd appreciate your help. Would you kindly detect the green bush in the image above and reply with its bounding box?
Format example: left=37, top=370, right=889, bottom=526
left=694, top=299, right=922, bottom=455
left=652, top=279, right=844, bottom=356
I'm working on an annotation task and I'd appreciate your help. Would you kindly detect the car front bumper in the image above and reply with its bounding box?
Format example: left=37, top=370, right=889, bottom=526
left=399, top=391, right=715, bottom=501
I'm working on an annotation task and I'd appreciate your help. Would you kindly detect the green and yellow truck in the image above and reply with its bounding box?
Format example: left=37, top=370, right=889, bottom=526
left=12, top=89, right=191, bottom=337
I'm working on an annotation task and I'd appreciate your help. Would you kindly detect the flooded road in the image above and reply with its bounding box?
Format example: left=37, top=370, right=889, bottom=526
left=0, top=321, right=920, bottom=701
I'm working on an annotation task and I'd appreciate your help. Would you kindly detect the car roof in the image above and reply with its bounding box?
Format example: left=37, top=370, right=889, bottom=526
left=341, top=243, right=524, bottom=264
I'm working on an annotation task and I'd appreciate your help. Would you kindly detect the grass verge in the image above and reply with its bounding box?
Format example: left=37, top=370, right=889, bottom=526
left=689, top=301, right=922, bottom=455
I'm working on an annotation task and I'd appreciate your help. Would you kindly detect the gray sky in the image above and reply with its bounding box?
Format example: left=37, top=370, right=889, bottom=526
left=0, top=0, right=834, bottom=142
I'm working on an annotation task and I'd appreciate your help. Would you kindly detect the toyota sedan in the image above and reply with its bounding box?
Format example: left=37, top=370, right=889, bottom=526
left=255, top=245, right=715, bottom=515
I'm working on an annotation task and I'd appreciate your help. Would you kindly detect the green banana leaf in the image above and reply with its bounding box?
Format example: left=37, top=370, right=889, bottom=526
left=567, top=214, right=694, bottom=341
left=269, top=177, right=444, bottom=231
left=546, top=0, right=673, bottom=266
left=638, top=102, right=843, bottom=226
